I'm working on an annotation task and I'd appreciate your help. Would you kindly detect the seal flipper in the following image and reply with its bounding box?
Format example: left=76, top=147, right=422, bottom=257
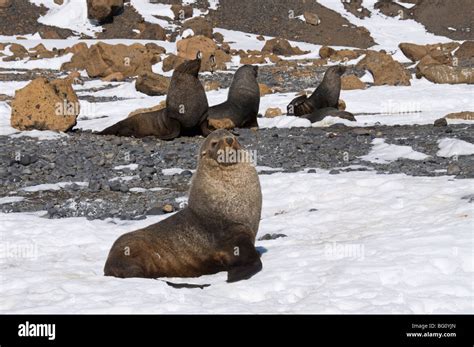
left=303, top=107, right=355, bottom=123
left=225, top=233, right=263, bottom=283
left=287, top=94, right=311, bottom=117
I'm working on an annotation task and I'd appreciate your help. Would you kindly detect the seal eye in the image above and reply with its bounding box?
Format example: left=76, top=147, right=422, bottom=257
left=210, top=140, right=218, bottom=148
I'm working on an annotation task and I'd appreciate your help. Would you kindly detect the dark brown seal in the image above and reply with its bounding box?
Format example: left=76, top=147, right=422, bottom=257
left=104, top=129, right=263, bottom=283
left=99, top=55, right=210, bottom=139
left=287, top=65, right=346, bottom=117
left=207, top=65, right=260, bottom=130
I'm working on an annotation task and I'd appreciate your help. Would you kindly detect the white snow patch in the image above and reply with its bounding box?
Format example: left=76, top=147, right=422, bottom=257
left=114, top=164, right=139, bottom=171
left=10, top=130, right=68, bottom=140
left=162, top=168, right=191, bottom=176
left=109, top=175, right=138, bottom=182
left=20, top=182, right=88, bottom=192
left=130, top=0, right=176, bottom=29
left=318, top=0, right=454, bottom=62
left=360, top=138, right=430, bottom=164
left=0, top=196, right=25, bottom=205
left=437, top=138, right=474, bottom=158
left=0, top=171, right=472, bottom=313
left=33, top=0, right=102, bottom=37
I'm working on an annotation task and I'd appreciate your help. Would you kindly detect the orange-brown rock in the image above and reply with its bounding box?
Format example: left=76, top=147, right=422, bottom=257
left=61, top=42, right=162, bottom=78
left=135, top=71, right=170, bottom=96
left=177, top=35, right=230, bottom=71
left=444, top=111, right=474, bottom=120
left=240, top=55, right=266, bottom=65
left=264, top=107, right=282, bottom=118
left=262, top=38, right=307, bottom=56
left=259, top=83, right=273, bottom=96
left=11, top=77, right=79, bottom=132
left=341, top=75, right=366, bottom=90
left=356, top=50, right=411, bottom=86
left=181, top=17, right=213, bottom=38
left=171, top=4, right=193, bottom=20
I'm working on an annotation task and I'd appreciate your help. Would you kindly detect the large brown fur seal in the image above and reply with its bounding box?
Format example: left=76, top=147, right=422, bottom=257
left=104, top=129, right=263, bottom=283
left=99, top=55, right=210, bottom=139
left=207, top=65, right=260, bottom=130
left=287, top=65, right=349, bottom=117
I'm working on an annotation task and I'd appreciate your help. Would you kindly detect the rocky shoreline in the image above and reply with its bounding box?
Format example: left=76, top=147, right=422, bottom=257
left=1, top=124, right=472, bottom=219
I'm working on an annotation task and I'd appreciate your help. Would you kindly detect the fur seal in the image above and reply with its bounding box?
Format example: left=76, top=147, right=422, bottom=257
left=104, top=129, right=263, bottom=283
left=99, top=54, right=210, bottom=139
left=207, top=65, right=260, bottom=130
left=287, top=65, right=346, bottom=117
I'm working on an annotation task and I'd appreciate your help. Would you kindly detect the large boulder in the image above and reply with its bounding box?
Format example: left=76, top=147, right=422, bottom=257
left=356, top=51, right=411, bottom=86
left=444, top=111, right=474, bottom=120
left=87, top=0, right=124, bottom=24
left=162, top=53, right=186, bottom=72
left=0, top=0, right=12, bottom=8
left=180, top=17, right=213, bottom=38
left=262, top=38, right=307, bottom=56
left=176, top=35, right=230, bottom=72
left=416, top=56, right=474, bottom=84
left=319, top=46, right=363, bottom=62
left=170, top=4, right=193, bottom=20
left=454, top=41, right=474, bottom=66
left=135, top=71, right=170, bottom=96
left=399, top=42, right=459, bottom=62
left=11, top=77, right=79, bottom=132
left=61, top=42, right=163, bottom=78
left=341, top=75, right=366, bottom=90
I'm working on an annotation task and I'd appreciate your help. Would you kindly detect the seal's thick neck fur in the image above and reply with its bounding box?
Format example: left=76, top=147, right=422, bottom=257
left=188, top=129, right=262, bottom=237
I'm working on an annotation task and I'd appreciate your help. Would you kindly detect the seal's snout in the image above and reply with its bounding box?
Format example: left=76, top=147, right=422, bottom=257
left=225, top=136, right=234, bottom=146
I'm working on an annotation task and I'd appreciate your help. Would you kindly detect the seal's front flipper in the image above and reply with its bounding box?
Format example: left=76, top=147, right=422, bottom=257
left=225, top=234, right=263, bottom=283
left=227, top=257, right=262, bottom=283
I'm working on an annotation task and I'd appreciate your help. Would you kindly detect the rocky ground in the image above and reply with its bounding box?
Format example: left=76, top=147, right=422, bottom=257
left=1, top=124, right=472, bottom=219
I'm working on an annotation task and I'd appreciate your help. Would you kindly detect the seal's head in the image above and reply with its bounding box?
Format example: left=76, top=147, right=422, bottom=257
left=175, top=56, right=201, bottom=76
left=199, top=129, right=247, bottom=167
left=237, top=64, right=258, bottom=79
left=327, top=65, right=346, bottom=77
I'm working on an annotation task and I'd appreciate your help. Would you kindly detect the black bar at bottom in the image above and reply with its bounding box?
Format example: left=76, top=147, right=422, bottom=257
left=0, top=314, right=472, bottom=346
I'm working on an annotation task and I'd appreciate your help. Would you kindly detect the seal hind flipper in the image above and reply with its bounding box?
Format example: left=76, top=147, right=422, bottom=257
left=98, top=109, right=181, bottom=139
left=287, top=94, right=311, bottom=117
left=304, top=107, right=356, bottom=123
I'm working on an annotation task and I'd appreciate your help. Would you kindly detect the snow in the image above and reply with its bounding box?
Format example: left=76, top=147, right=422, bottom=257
left=360, top=138, right=430, bottom=164
left=10, top=130, right=68, bottom=140
left=130, top=0, right=177, bottom=30
left=108, top=175, right=138, bottom=182
left=437, top=138, right=474, bottom=158
left=317, top=0, right=454, bottom=62
left=162, top=168, right=193, bottom=175
left=20, top=182, right=88, bottom=192
left=31, top=0, right=102, bottom=37
left=0, top=53, right=73, bottom=70
left=0, top=196, right=25, bottom=205
left=114, top=164, right=139, bottom=171
left=1, top=170, right=472, bottom=313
